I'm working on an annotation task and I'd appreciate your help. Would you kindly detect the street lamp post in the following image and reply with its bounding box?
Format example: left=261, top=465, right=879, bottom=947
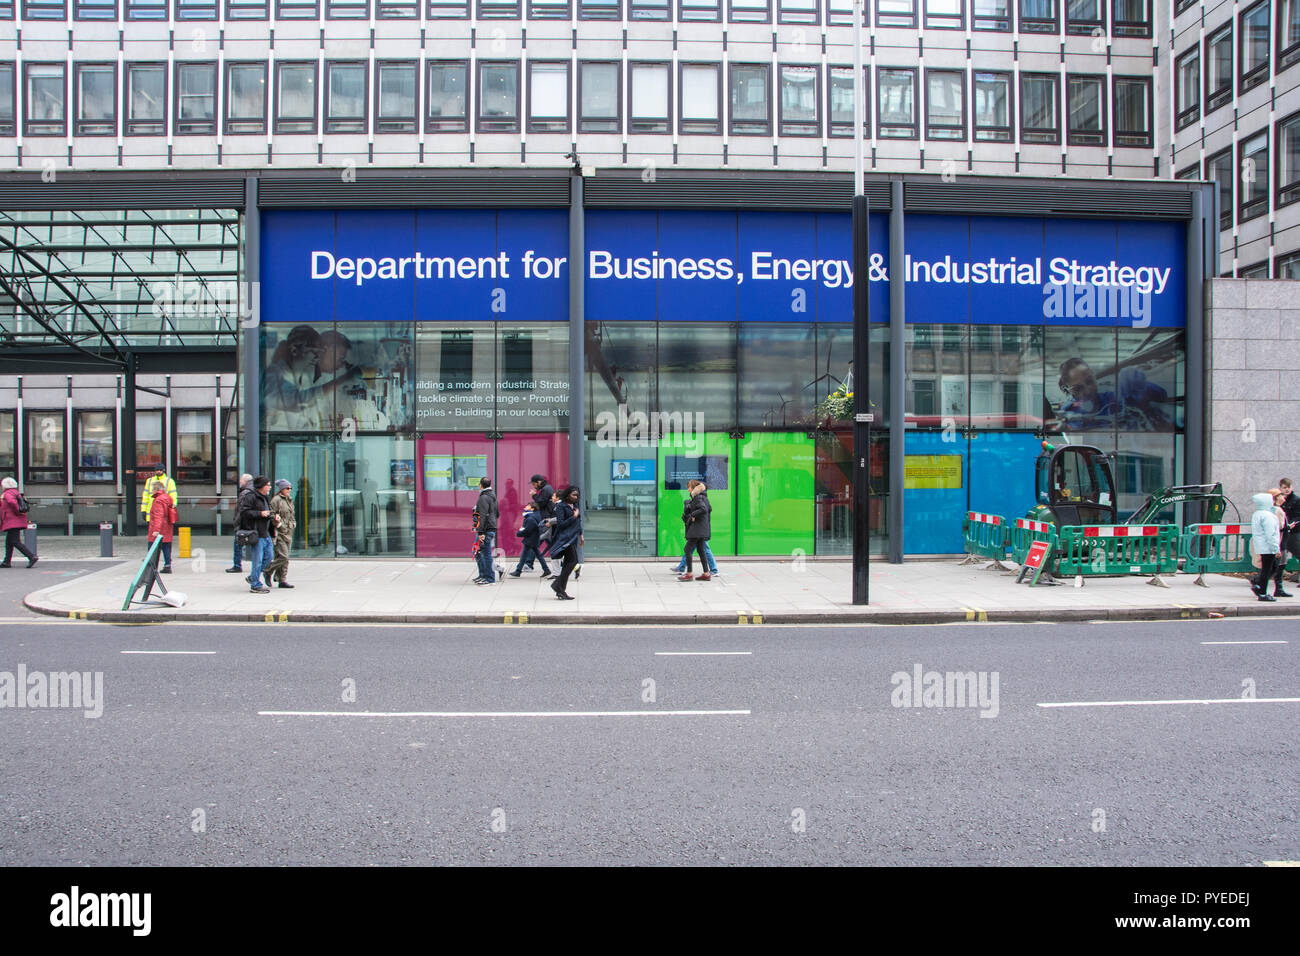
left=851, top=0, right=870, bottom=605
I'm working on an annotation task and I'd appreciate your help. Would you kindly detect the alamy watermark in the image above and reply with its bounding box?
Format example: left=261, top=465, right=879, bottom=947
left=594, top=403, right=705, bottom=454
left=0, top=664, right=103, bottom=718
left=890, top=663, right=1000, bottom=718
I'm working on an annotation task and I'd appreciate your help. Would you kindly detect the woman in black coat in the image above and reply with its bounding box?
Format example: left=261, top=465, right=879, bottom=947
left=678, top=479, right=712, bottom=581
left=549, top=485, right=584, bottom=600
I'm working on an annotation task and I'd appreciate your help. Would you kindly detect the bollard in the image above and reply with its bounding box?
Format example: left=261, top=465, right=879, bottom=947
left=23, top=523, right=37, bottom=558
left=99, top=521, right=114, bottom=557
left=178, top=526, right=191, bottom=559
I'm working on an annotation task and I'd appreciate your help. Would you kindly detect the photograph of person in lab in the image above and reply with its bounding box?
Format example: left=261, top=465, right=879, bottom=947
left=262, top=324, right=413, bottom=433
left=1049, top=357, right=1176, bottom=432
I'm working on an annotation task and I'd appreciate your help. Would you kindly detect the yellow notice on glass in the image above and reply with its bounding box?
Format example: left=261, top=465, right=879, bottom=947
left=903, top=455, right=963, bottom=490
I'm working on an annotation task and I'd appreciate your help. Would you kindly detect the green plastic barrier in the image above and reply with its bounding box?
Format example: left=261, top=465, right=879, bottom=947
left=1008, top=517, right=1059, bottom=565
left=962, top=511, right=1007, bottom=560
left=1057, top=524, right=1180, bottom=577
left=1180, top=523, right=1255, bottom=577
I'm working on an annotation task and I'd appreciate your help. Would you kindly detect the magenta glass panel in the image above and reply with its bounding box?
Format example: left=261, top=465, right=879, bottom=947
left=415, top=434, right=494, bottom=557
left=415, top=432, right=569, bottom=557
left=495, top=433, right=570, bottom=557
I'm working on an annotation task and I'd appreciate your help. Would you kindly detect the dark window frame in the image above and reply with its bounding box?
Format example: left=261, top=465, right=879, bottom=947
left=476, top=60, right=521, bottom=134
left=678, top=61, right=722, bottom=135
left=1205, top=146, right=1234, bottom=229
left=73, top=409, right=116, bottom=485
left=678, top=0, right=720, bottom=19
left=273, top=60, right=319, bottom=135
left=728, top=61, right=772, bottom=136
left=124, top=62, right=167, bottom=136
left=776, top=0, right=818, bottom=24
left=1276, top=108, right=1300, bottom=207
left=1019, top=71, right=1060, bottom=145
left=377, top=0, right=417, bottom=13
left=527, top=0, right=570, bottom=17
left=972, top=69, right=1013, bottom=142
left=876, top=65, right=918, bottom=140
left=1239, top=0, right=1271, bottom=93
left=1238, top=130, right=1269, bottom=222
left=173, top=0, right=217, bottom=16
left=135, top=409, right=166, bottom=473
left=727, top=0, right=771, bottom=23
left=628, top=60, right=672, bottom=134
left=1066, top=73, right=1106, bottom=146
left=827, top=65, right=868, bottom=138
left=526, top=59, right=572, bottom=134
left=778, top=62, right=820, bottom=137
left=1205, top=22, right=1234, bottom=114
left=374, top=60, right=418, bottom=133
left=325, top=60, right=369, bottom=133
left=924, top=0, right=963, bottom=30
left=223, top=60, right=268, bottom=135
left=23, top=61, right=67, bottom=138
left=1280, top=0, right=1300, bottom=70
left=924, top=67, right=966, bottom=141
left=1237, top=259, right=1270, bottom=278
left=275, top=0, right=319, bottom=14
left=73, top=62, right=117, bottom=137
left=0, top=411, right=15, bottom=476
left=174, top=60, right=218, bottom=135
left=74, top=0, right=117, bottom=19
left=1112, top=0, right=1150, bottom=38
left=1018, top=0, right=1057, bottom=33
left=1276, top=250, right=1300, bottom=278
left=426, top=0, right=468, bottom=11
left=1174, top=46, right=1199, bottom=131
left=224, top=0, right=268, bottom=16
left=577, top=0, right=620, bottom=17
left=24, top=410, right=67, bottom=486
left=477, top=0, right=520, bottom=15
left=629, top=0, right=667, bottom=17
left=124, top=0, right=169, bottom=15
left=426, top=59, right=470, bottom=133
left=325, top=0, right=369, bottom=16
left=972, top=0, right=1011, bottom=31
left=22, top=0, right=67, bottom=16
left=1064, top=0, right=1104, bottom=36
left=875, top=0, right=916, bottom=27
left=1111, top=74, right=1151, bottom=148
left=172, top=409, right=216, bottom=485
left=578, top=60, right=622, bottom=134
left=0, top=64, right=15, bottom=137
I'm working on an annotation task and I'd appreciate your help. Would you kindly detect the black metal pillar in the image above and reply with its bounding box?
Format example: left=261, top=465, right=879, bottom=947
left=242, top=175, right=261, bottom=477
left=123, top=351, right=137, bottom=536
left=888, top=180, right=906, bottom=564
left=852, top=194, right=871, bottom=604
left=568, top=171, right=585, bottom=489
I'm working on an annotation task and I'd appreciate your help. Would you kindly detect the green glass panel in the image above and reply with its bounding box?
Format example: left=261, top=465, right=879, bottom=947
left=656, top=432, right=734, bottom=557
left=737, top=432, right=815, bottom=555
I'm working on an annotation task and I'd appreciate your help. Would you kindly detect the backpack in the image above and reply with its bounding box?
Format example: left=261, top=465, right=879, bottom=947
left=14, top=492, right=30, bottom=514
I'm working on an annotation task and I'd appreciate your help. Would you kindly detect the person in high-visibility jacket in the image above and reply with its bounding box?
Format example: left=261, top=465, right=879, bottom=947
left=140, top=468, right=177, bottom=520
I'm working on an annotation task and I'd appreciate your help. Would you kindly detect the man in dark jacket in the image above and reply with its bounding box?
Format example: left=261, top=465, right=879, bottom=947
left=678, top=480, right=713, bottom=581
left=1280, top=478, right=1300, bottom=581
left=238, top=476, right=275, bottom=594
left=530, top=475, right=555, bottom=518
left=509, top=503, right=552, bottom=578
left=473, top=477, right=499, bottom=584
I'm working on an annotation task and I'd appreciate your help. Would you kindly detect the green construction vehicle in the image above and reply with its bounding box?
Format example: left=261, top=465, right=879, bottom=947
left=1027, top=440, right=1235, bottom=529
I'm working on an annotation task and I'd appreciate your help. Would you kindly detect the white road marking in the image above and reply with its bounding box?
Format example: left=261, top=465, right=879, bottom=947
left=1200, top=641, right=1288, bottom=645
left=120, top=650, right=217, bottom=655
left=259, top=709, right=751, bottom=718
left=1039, top=697, right=1300, bottom=709
left=655, top=651, right=753, bottom=656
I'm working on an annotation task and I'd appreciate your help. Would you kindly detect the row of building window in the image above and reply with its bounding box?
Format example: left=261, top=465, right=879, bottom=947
left=1238, top=250, right=1300, bottom=279
left=0, top=59, right=1153, bottom=146
left=0, top=408, right=227, bottom=485
left=1175, top=0, right=1300, bottom=131
left=0, top=0, right=1150, bottom=33
left=1175, top=109, right=1300, bottom=226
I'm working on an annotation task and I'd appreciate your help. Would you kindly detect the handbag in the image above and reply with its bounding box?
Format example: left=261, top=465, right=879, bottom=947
left=236, top=529, right=259, bottom=549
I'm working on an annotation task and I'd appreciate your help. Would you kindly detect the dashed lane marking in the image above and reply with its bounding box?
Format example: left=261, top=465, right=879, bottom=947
left=259, top=709, right=752, bottom=719
left=655, top=651, right=753, bottom=656
left=120, top=650, right=216, bottom=655
left=1039, top=697, right=1300, bottom=709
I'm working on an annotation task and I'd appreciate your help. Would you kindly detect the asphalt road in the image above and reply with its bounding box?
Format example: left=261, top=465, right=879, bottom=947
left=0, top=561, right=110, bottom=619
left=0, top=616, right=1297, bottom=866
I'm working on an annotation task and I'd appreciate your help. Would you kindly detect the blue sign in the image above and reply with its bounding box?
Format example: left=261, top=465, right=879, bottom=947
left=260, top=209, right=1186, bottom=328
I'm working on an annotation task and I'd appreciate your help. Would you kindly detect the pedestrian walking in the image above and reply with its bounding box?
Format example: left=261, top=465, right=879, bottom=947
left=264, top=479, right=297, bottom=589
left=509, top=502, right=552, bottom=578
left=226, top=472, right=253, bottom=574
left=1268, top=488, right=1293, bottom=597
left=0, top=477, right=36, bottom=569
left=238, top=476, right=275, bottom=594
left=139, top=467, right=177, bottom=524
left=549, top=485, right=583, bottom=600
left=1279, top=477, right=1300, bottom=582
left=146, top=478, right=178, bottom=573
left=678, top=479, right=713, bottom=581
left=472, top=477, right=499, bottom=584
left=1251, top=491, right=1284, bottom=601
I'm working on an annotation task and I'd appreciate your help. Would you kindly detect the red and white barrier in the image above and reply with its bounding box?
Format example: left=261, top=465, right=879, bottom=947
left=1190, top=525, right=1246, bottom=536
left=967, top=512, right=1002, bottom=526
left=1082, top=525, right=1160, bottom=537
left=1016, top=518, right=1052, bottom=533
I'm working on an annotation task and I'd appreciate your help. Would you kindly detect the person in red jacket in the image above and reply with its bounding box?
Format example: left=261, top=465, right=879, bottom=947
left=146, top=478, right=177, bottom=573
left=0, top=477, right=36, bottom=568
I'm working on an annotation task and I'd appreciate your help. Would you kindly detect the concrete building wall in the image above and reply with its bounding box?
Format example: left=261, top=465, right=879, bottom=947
left=1206, top=278, right=1300, bottom=520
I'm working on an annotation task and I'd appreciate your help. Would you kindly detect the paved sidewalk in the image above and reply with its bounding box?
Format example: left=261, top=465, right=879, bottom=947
left=17, top=538, right=1298, bottom=623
